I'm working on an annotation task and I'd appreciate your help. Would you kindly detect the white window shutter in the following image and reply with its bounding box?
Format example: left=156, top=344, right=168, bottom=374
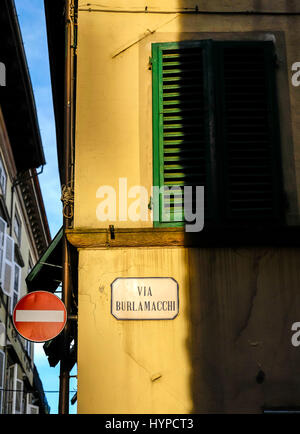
left=0, top=216, right=7, bottom=289
left=15, top=378, right=23, bottom=414
left=3, top=234, right=14, bottom=297
left=0, top=322, right=5, bottom=347
left=27, top=404, right=39, bottom=414
left=0, top=158, right=6, bottom=195
left=26, top=393, right=39, bottom=414
left=7, top=364, right=23, bottom=414
left=6, top=363, right=17, bottom=414
left=26, top=392, right=31, bottom=411
left=10, top=263, right=21, bottom=315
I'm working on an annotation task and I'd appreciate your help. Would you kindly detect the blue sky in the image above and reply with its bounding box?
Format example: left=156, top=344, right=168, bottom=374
left=14, top=0, right=77, bottom=414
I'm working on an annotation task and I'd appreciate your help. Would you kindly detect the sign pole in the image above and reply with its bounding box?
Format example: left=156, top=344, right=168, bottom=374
left=58, top=236, right=71, bottom=414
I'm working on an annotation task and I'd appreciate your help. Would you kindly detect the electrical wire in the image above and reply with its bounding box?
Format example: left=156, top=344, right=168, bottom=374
left=78, top=5, right=300, bottom=15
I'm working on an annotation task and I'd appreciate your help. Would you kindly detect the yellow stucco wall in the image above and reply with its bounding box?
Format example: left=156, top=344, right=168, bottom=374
left=78, top=247, right=191, bottom=414
left=75, top=0, right=300, bottom=229
left=77, top=246, right=300, bottom=413
left=75, top=0, right=300, bottom=414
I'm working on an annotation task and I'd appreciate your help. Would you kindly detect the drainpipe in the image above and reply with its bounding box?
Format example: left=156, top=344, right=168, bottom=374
left=58, top=0, right=76, bottom=415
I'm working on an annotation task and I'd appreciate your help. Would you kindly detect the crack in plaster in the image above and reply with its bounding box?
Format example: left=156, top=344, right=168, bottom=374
left=235, top=251, right=267, bottom=342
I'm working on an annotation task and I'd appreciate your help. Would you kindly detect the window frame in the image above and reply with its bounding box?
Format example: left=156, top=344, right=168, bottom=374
left=25, top=340, right=32, bottom=359
left=13, top=208, right=22, bottom=246
left=15, top=377, right=24, bottom=414
left=0, top=156, right=7, bottom=197
left=3, top=234, right=14, bottom=297
left=28, top=253, right=33, bottom=274
left=26, top=399, right=39, bottom=414
left=10, top=262, right=21, bottom=315
left=0, top=216, right=7, bottom=291
left=6, top=363, right=17, bottom=414
left=152, top=39, right=284, bottom=229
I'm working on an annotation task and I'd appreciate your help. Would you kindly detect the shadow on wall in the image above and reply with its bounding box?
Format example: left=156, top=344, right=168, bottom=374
left=163, top=2, right=300, bottom=413
left=186, top=245, right=300, bottom=413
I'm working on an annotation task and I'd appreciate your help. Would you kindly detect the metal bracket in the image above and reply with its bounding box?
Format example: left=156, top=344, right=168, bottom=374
left=109, top=225, right=115, bottom=240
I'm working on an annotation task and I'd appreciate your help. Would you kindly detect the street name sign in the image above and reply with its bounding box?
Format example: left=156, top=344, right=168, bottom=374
left=111, top=277, right=179, bottom=320
left=13, top=291, right=67, bottom=342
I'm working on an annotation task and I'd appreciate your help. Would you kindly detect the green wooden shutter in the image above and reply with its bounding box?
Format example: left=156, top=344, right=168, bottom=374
left=152, top=41, right=213, bottom=227
left=215, top=41, right=283, bottom=223
left=152, top=40, right=283, bottom=228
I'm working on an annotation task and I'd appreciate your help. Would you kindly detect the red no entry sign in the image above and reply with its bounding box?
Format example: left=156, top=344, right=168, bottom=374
left=13, top=291, right=67, bottom=342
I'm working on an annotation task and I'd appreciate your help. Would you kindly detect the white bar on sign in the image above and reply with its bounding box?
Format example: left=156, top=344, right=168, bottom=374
left=15, top=310, right=64, bottom=323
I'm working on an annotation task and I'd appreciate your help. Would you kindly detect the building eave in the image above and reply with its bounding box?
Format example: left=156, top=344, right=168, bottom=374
left=0, top=0, right=46, bottom=173
left=44, top=0, right=66, bottom=185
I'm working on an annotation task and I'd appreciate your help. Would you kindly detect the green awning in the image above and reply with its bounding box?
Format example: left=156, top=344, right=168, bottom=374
left=26, top=226, right=78, bottom=370
left=26, top=227, right=63, bottom=293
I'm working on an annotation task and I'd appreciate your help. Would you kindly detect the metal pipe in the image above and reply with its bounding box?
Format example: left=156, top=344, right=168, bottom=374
left=58, top=238, right=71, bottom=414
left=58, top=0, right=75, bottom=415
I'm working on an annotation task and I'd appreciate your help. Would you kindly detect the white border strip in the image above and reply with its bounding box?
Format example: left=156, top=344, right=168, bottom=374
left=15, top=310, right=64, bottom=323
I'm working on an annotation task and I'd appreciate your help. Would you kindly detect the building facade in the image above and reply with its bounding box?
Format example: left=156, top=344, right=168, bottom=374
left=45, top=0, right=300, bottom=413
left=0, top=0, right=51, bottom=414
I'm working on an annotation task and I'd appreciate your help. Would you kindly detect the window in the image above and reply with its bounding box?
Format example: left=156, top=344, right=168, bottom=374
left=0, top=157, right=7, bottom=197
left=152, top=40, right=283, bottom=228
left=3, top=234, right=14, bottom=297
left=15, top=378, right=24, bottom=414
left=25, top=340, right=32, bottom=359
left=10, top=263, right=21, bottom=315
left=6, top=364, right=17, bottom=414
left=27, top=404, right=39, bottom=414
left=0, top=322, right=4, bottom=346
left=6, top=364, right=24, bottom=414
left=28, top=253, right=33, bottom=274
left=14, top=209, right=21, bottom=245
left=0, top=216, right=7, bottom=290
left=26, top=393, right=39, bottom=415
